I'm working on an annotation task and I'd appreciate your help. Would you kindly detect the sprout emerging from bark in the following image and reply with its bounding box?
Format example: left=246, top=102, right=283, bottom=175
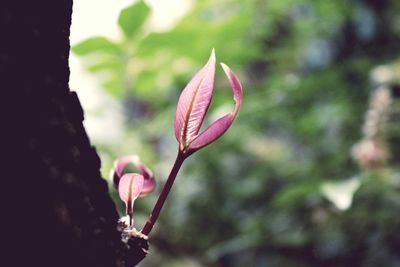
left=141, top=49, right=243, bottom=235
left=113, top=155, right=155, bottom=227
left=114, top=49, right=243, bottom=236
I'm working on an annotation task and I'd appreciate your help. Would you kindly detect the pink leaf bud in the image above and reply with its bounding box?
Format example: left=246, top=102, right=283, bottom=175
left=112, top=155, right=155, bottom=197
left=118, top=173, right=144, bottom=226
left=174, top=49, right=243, bottom=154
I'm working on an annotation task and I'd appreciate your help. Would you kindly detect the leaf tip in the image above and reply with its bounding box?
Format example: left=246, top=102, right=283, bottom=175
left=221, top=62, right=235, bottom=78
left=209, top=48, right=216, bottom=63
left=220, top=62, right=243, bottom=104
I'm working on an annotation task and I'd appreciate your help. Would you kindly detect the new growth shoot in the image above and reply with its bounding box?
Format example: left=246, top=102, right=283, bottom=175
left=113, top=49, right=243, bottom=237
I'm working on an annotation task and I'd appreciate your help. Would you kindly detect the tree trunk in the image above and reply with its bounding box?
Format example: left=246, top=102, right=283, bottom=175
left=1, top=1, right=146, bottom=266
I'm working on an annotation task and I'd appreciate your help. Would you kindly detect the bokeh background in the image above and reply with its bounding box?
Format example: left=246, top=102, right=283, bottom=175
left=69, top=0, right=400, bottom=266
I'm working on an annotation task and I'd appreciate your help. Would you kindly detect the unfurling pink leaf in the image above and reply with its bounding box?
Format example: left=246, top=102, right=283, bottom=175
left=141, top=175, right=156, bottom=197
left=174, top=49, right=243, bottom=154
left=113, top=155, right=136, bottom=186
left=118, top=173, right=144, bottom=209
left=189, top=63, right=243, bottom=150
left=174, top=49, right=216, bottom=151
left=112, top=155, right=155, bottom=196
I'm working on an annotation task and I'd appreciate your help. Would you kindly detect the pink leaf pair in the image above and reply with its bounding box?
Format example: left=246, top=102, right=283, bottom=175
left=118, top=173, right=144, bottom=213
left=113, top=155, right=155, bottom=197
left=174, top=49, right=243, bottom=154
left=113, top=155, right=156, bottom=226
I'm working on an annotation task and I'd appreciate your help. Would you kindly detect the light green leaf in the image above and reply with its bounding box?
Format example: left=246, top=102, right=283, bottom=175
left=72, top=37, right=121, bottom=55
left=103, top=76, right=124, bottom=98
left=88, top=59, right=122, bottom=73
left=118, top=0, right=150, bottom=38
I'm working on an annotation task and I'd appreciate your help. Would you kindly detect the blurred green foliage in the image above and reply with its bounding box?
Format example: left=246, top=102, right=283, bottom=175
left=73, top=0, right=400, bottom=266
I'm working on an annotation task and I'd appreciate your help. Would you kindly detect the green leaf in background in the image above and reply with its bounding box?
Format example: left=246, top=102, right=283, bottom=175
left=72, top=36, right=121, bottom=55
left=87, top=58, right=123, bottom=73
left=118, top=0, right=150, bottom=38
left=103, top=74, right=125, bottom=98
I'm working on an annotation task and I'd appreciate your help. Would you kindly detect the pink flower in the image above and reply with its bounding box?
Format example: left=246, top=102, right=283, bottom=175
left=174, top=49, right=243, bottom=155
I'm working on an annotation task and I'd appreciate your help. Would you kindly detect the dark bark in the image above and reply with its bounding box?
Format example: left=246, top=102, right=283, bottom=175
left=1, top=1, right=147, bottom=266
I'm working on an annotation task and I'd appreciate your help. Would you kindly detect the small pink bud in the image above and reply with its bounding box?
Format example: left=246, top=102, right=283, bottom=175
left=118, top=173, right=144, bottom=226
left=118, top=173, right=144, bottom=205
left=112, top=155, right=155, bottom=197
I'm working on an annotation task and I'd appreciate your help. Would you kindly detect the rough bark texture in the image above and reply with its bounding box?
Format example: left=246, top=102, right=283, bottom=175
left=2, top=1, right=147, bottom=266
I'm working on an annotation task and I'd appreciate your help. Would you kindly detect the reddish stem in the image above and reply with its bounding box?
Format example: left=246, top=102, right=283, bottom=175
left=141, top=150, right=186, bottom=235
left=126, top=198, right=133, bottom=227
